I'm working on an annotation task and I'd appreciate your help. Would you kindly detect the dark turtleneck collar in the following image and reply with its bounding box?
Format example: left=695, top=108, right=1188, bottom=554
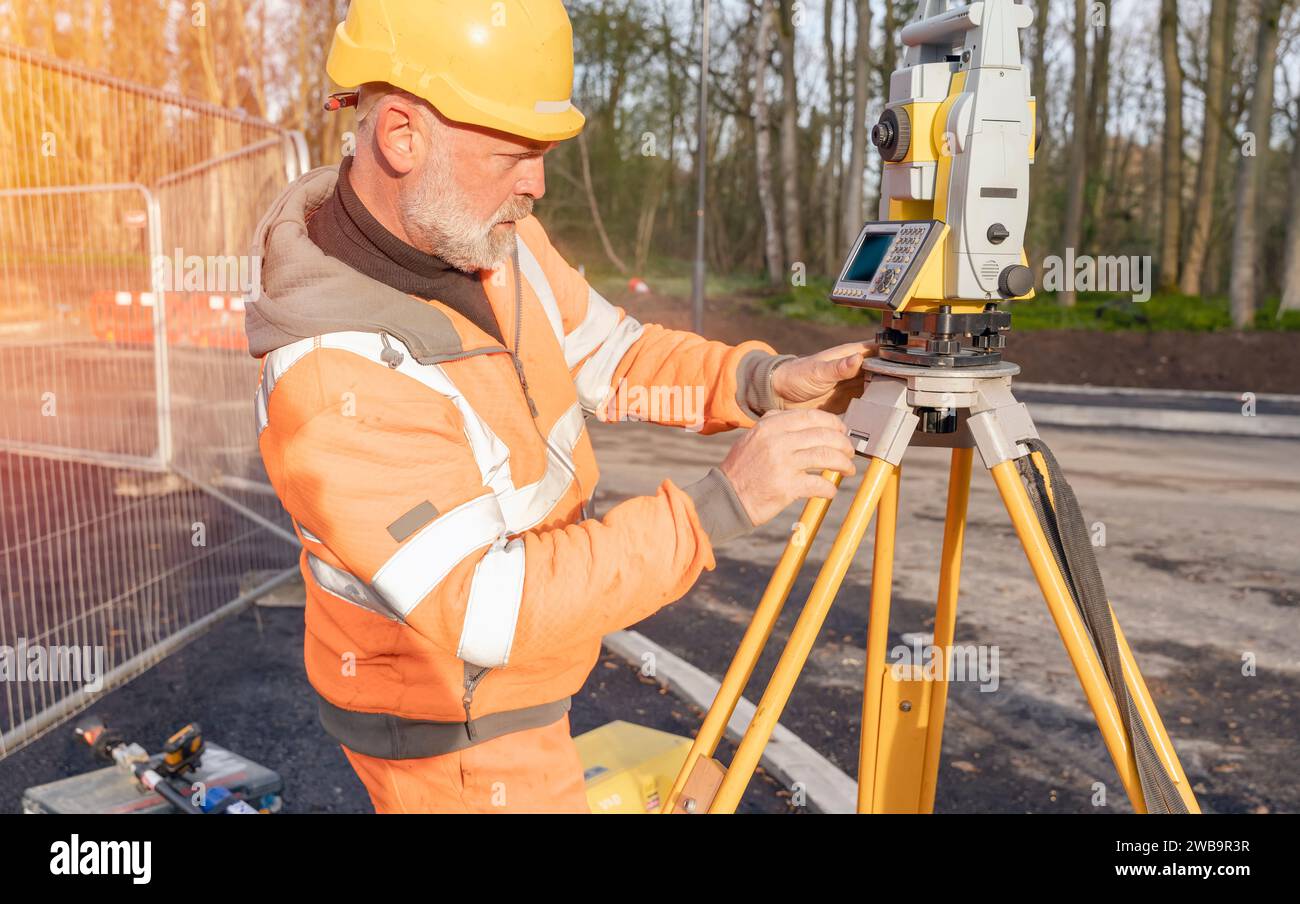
left=306, top=155, right=505, bottom=345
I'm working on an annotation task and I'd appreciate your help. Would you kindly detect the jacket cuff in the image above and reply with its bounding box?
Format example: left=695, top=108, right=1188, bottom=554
left=735, top=350, right=798, bottom=420
left=682, top=468, right=755, bottom=548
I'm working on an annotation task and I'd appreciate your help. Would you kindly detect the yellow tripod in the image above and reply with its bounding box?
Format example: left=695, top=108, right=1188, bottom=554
left=664, top=358, right=1200, bottom=814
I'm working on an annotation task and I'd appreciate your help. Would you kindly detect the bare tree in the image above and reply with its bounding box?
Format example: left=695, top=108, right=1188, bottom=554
left=1086, top=1, right=1111, bottom=224
left=577, top=130, right=630, bottom=275
left=873, top=0, right=900, bottom=213
left=1180, top=0, right=1236, bottom=296
left=820, top=0, right=841, bottom=275
left=1281, top=101, right=1300, bottom=313
left=776, top=0, right=804, bottom=268
left=840, top=0, right=872, bottom=254
left=1028, top=0, right=1051, bottom=277
left=1229, top=0, right=1286, bottom=328
left=1158, top=0, right=1183, bottom=292
left=754, top=0, right=784, bottom=285
left=1059, top=0, right=1089, bottom=307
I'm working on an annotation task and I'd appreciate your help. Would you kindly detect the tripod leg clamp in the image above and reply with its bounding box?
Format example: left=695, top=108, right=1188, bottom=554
left=967, top=381, right=1039, bottom=468
left=843, top=378, right=921, bottom=466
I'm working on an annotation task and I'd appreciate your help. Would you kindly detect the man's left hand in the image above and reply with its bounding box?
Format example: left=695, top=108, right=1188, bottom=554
left=770, top=341, right=876, bottom=414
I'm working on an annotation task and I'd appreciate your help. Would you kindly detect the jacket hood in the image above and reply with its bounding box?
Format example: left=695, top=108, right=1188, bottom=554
left=245, top=164, right=503, bottom=362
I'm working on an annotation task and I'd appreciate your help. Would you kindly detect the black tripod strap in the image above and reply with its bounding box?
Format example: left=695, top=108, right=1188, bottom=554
left=1015, top=439, right=1188, bottom=814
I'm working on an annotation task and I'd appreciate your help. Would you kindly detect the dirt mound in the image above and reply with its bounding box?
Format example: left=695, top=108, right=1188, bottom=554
left=620, top=291, right=1297, bottom=394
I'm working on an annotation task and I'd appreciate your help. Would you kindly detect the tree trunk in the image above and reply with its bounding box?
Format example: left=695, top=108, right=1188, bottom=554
left=776, top=0, right=804, bottom=267
left=193, top=8, right=225, bottom=106
left=1229, top=0, right=1284, bottom=329
left=662, top=6, right=681, bottom=241
left=840, top=0, right=871, bottom=252
left=577, top=130, right=629, bottom=275
left=821, top=0, right=841, bottom=275
left=1204, top=12, right=1248, bottom=298
left=1179, top=0, right=1234, bottom=296
left=229, top=0, right=266, bottom=118
left=1157, top=0, right=1183, bottom=293
left=873, top=0, right=899, bottom=212
left=1028, top=0, right=1050, bottom=280
left=754, top=0, right=784, bottom=285
left=1205, top=0, right=1240, bottom=297
left=1280, top=110, right=1300, bottom=314
left=633, top=170, right=666, bottom=276
left=1085, top=1, right=1111, bottom=225
left=1058, top=0, right=1089, bottom=307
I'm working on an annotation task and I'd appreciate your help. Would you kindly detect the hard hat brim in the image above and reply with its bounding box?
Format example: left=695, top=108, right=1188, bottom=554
left=326, top=25, right=585, bottom=143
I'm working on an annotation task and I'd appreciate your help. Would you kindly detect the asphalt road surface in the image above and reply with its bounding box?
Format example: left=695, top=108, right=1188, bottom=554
left=1, top=417, right=1294, bottom=814
left=588, top=417, right=1299, bottom=814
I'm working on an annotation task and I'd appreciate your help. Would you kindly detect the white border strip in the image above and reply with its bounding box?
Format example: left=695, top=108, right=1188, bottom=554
left=603, top=629, right=857, bottom=814
left=1015, top=382, right=1300, bottom=403
left=1026, top=403, right=1300, bottom=438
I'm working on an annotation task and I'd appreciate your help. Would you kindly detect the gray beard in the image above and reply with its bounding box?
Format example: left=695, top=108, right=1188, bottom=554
left=398, top=159, right=532, bottom=273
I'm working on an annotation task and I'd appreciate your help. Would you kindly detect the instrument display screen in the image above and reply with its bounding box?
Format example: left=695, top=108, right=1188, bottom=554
left=831, top=219, right=945, bottom=311
left=843, top=233, right=895, bottom=283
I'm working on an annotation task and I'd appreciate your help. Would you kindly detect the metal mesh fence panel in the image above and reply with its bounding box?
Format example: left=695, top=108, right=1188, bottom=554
left=0, top=42, right=307, bottom=757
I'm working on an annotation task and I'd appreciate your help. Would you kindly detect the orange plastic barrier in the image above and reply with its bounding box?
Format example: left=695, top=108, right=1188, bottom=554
left=89, top=290, right=247, bottom=350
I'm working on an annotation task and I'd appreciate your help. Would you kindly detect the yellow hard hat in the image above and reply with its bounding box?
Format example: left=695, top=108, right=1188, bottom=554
left=326, top=0, right=585, bottom=143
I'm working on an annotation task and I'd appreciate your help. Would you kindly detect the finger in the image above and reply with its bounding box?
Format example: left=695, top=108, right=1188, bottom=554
left=785, top=434, right=855, bottom=467
left=792, top=473, right=841, bottom=500
left=832, top=353, right=865, bottom=379
left=792, top=447, right=856, bottom=476
left=775, top=408, right=848, bottom=431
left=813, top=341, right=872, bottom=361
left=785, top=427, right=854, bottom=455
left=837, top=355, right=868, bottom=377
left=810, top=354, right=860, bottom=384
left=806, top=355, right=858, bottom=384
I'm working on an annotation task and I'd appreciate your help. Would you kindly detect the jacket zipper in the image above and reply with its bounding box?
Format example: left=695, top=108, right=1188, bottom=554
left=510, top=247, right=590, bottom=519
left=463, top=664, right=491, bottom=741
left=511, top=249, right=541, bottom=419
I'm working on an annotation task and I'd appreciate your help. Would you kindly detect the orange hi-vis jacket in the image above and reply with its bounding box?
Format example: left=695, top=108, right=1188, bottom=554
left=246, top=166, right=791, bottom=760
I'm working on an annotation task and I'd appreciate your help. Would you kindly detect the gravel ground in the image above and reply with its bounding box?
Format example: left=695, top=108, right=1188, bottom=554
left=0, top=308, right=1294, bottom=813
left=0, top=593, right=793, bottom=814
left=2, top=418, right=1295, bottom=814
left=588, top=418, right=1299, bottom=814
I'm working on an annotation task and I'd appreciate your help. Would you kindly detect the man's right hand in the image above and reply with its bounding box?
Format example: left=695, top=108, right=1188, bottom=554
left=720, top=409, right=856, bottom=527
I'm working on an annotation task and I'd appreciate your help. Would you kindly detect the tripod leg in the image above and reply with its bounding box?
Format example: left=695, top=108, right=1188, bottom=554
left=708, top=456, right=898, bottom=814
left=662, top=473, right=843, bottom=815
left=858, top=449, right=974, bottom=813
left=990, top=459, right=1151, bottom=809
left=918, top=446, right=974, bottom=812
left=856, top=465, right=900, bottom=812
left=1112, top=614, right=1201, bottom=813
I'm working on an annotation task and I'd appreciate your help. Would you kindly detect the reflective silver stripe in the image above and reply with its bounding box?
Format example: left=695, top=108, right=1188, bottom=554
left=317, top=331, right=514, bottom=496
left=289, top=333, right=588, bottom=627
left=255, top=336, right=315, bottom=435
left=515, top=237, right=566, bottom=346
left=295, top=519, right=323, bottom=544
left=573, top=315, right=644, bottom=413
left=562, top=286, right=621, bottom=369
left=497, top=402, right=585, bottom=532
left=515, top=237, right=628, bottom=373
left=370, top=493, right=506, bottom=618
left=306, top=552, right=402, bottom=622
left=457, top=536, right=526, bottom=667
left=316, top=331, right=585, bottom=535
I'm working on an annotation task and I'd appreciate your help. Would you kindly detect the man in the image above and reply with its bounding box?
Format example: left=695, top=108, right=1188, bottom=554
left=247, top=0, right=871, bottom=813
